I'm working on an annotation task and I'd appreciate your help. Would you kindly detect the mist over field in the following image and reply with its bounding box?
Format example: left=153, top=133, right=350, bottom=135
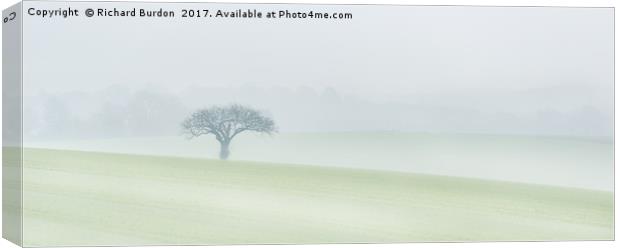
left=20, top=148, right=613, bottom=246
left=11, top=2, right=615, bottom=245
left=26, top=132, right=613, bottom=191
left=19, top=4, right=614, bottom=192
left=22, top=83, right=614, bottom=139
left=21, top=80, right=614, bottom=191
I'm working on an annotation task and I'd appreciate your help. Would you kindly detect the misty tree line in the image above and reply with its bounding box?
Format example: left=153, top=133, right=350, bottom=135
left=23, top=89, right=188, bottom=139
left=21, top=85, right=342, bottom=140
left=22, top=84, right=613, bottom=140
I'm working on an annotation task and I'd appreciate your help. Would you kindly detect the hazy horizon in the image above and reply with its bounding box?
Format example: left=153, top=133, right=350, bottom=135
left=21, top=3, right=613, bottom=139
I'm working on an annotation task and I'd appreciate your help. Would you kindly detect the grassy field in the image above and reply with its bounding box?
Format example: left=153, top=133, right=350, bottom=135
left=21, top=148, right=613, bottom=246
left=27, top=132, right=614, bottom=190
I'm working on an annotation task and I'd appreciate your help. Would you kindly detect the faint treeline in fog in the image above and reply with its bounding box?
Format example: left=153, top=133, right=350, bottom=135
left=23, top=84, right=613, bottom=141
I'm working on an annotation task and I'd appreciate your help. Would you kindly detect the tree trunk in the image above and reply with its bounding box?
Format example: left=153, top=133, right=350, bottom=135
left=219, top=141, right=230, bottom=160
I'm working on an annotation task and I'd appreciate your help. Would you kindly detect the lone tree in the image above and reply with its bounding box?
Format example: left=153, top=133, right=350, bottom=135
left=182, top=104, right=276, bottom=160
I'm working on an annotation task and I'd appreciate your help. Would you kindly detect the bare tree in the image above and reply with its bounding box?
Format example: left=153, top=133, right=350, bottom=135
left=182, top=104, right=276, bottom=160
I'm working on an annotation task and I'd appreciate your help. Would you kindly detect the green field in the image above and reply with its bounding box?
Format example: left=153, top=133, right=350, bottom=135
left=27, top=132, right=614, bottom=190
left=21, top=147, right=613, bottom=246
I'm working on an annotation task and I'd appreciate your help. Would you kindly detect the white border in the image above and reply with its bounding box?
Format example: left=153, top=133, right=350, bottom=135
left=0, top=0, right=616, bottom=248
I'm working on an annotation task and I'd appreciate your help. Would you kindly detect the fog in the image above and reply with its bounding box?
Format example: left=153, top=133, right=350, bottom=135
left=21, top=3, right=613, bottom=139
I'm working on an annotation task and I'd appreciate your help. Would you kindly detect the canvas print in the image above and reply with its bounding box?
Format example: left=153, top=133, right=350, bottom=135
left=2, top=1, right=614, bottom=247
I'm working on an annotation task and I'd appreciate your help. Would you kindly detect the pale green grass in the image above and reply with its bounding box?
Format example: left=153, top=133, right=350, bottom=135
left=22, top=148, right=613, bottom=247
left=26, top=132, right=614, bottom=190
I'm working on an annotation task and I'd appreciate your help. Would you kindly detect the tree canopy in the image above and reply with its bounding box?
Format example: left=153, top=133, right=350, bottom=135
left=182, top=104, right=276, bottom=159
